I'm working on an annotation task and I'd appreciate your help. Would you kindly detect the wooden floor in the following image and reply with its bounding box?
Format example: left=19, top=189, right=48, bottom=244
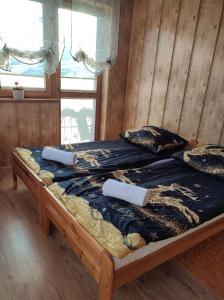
left=0, top=167, right=221, bottom=300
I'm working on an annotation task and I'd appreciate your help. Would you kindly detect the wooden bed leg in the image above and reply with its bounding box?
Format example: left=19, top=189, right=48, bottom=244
left=12, top=171, right=17, bottom=189
left=40, top=191, right=50, bottom=236
left=99, top=251, right=115, bottom=300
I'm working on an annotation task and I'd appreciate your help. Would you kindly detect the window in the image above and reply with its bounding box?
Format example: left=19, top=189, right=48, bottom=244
left=0, top=0, right=45, bottom=90
left=0, top=0, right=118, bottom=95
left=0, top=1, right=117, bottom=145
left=61, top=98, right=96, bottom=144
left=59, top=8, right=97, bottom=92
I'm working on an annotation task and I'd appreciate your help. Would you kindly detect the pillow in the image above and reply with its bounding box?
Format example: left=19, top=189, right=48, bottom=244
left=173, top=145, right=224, bottom=180
left=120, top=126, right=187, bottom=153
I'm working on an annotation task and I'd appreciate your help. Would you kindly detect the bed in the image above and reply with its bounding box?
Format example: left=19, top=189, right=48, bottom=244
left=14, top=139, right=167, bottom=185
left=41, top=154, right=224, bottom=299
left=12, top=139, right=174, bottom=226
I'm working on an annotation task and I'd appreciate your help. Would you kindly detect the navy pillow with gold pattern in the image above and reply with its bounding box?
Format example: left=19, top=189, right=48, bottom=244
left=173, top=145, right=224, bottom=180
left=120, top=126, right=187, bottom=153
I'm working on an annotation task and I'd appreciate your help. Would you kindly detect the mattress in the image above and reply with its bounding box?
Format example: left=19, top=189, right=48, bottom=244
left=15, top=139, right=166, bottom=185
left=48, top=158, right=224, bottom=258
left=113, top=213, right=224, bottom=269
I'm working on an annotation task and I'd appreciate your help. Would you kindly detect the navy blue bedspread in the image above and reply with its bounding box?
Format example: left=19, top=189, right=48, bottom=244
left=18, top=139, right=172, bottom=183
left=55, top=159, right=224, bottom=246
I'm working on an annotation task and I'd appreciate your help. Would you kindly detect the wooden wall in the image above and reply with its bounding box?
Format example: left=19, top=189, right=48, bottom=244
left=0, top=99, right=60, bottom=166
left=123, top=0, right=224, bottom=145
left=100, top=0, right=134, bottom=140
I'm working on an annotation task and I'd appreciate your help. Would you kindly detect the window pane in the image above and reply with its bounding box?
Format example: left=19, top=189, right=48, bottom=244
left=0, top=0, right=45, bottom=89
left=61, top=98, right=96, bottom=144
left=0, top=74, right=45, bottom=90
left=60, top=78, right=95, bottom=91
left=59, top=8, right=96, bottom=91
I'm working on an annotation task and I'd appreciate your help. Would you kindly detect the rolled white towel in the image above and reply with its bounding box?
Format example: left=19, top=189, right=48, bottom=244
left=42, top=147, right=78, bottom=165
left=102, top=179, right=150, bottom=207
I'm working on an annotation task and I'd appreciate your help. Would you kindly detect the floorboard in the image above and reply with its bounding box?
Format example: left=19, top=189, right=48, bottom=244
left=0, top=167, right=221, bottom=300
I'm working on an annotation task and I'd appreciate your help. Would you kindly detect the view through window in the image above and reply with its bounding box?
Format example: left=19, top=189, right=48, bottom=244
left=0, top=0, right=45, bottom=89
left=61, top=99, right=96, bottom=144
left=59, top=6, right=98, bottom=143
left=58, top=8, right=97, bottom=91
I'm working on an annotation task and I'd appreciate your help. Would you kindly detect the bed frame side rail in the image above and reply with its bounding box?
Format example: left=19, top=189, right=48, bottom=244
left=114, top=215, right=224, bottom=288
left=41, top=186, right=115, bottom=300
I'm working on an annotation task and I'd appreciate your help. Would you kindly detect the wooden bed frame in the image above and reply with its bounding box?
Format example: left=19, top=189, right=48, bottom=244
left=12, top=150, right=224, bottom=300
left=41, top=187, right=224, bottom=300
left=11, top=151, right=46, bottom=228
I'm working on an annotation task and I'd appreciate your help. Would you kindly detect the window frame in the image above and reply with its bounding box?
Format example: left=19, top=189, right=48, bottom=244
left=0, top=1, right=100, bottom=97
left=0, top=0, right=101, bottom=141
left=0, top=0, right=49, bottom=96
left=0, top=74, right=52, bottom=98
left=60, top=73, right=101, bottom=142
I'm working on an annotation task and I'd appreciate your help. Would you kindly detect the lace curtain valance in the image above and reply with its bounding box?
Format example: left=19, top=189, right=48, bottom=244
left=0, top=0, right=62, bottom=75
left=0, top=0, right=120, bottom=75
left=70, top=0, right=120, bottom=73
left=0, top=44, right=56, bottom=74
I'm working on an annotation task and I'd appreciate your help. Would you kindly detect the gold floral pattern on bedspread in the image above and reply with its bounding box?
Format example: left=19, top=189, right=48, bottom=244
left=121, top=125, right=187, bottom=153
left=76, top=149, right=110, bottom=167
left=49, top=182, right=146, bottom=258
left=15, top=148, right=54, bottom=185
left=48, top=175, right=201, bottom=259
left=148, top=184, right=199, bottom=224
left=15, top=147, right=112, bottom=185
left=174, top=145, right=224, bottom=180
left=15, top=148, right=40, bottom=174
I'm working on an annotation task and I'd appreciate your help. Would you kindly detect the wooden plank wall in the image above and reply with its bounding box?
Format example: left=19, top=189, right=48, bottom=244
left=0, top=100, right=60, bottom=166
left=100, top=0, right=134, bottom=140
left=123, top=0, right=224, bottom=145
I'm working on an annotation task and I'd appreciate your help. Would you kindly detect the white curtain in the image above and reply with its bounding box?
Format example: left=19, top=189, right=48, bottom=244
left=0, top=0, right=62, bottom=75
left=0, top=0, right=120, bottom=75
left=0, top=44, right=56, bottom=74
left=70, top=0, right=120, bottom=73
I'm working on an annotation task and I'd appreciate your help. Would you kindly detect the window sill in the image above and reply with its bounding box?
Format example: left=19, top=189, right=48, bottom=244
left=0, top=98, right=60, bottom=103
left=61, top=91, right=97, bottom=98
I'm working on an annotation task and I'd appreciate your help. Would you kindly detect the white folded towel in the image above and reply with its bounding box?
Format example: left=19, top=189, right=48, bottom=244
left=102, top=179, right=150, bottom=207
left=42, top=147, right=78, bottom=165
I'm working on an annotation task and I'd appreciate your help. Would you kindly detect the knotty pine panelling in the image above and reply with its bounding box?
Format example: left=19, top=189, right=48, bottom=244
left=0, top=100, right=60, bottom=166
left=0, top=103, right=18, bottom=166
left=123, top=0, right=224, bottom=145
left=40, top=102, right=60, bottom=146
left=18, top=103, right=41, bottom=147
left=100, top=0, right=134, bottom=140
